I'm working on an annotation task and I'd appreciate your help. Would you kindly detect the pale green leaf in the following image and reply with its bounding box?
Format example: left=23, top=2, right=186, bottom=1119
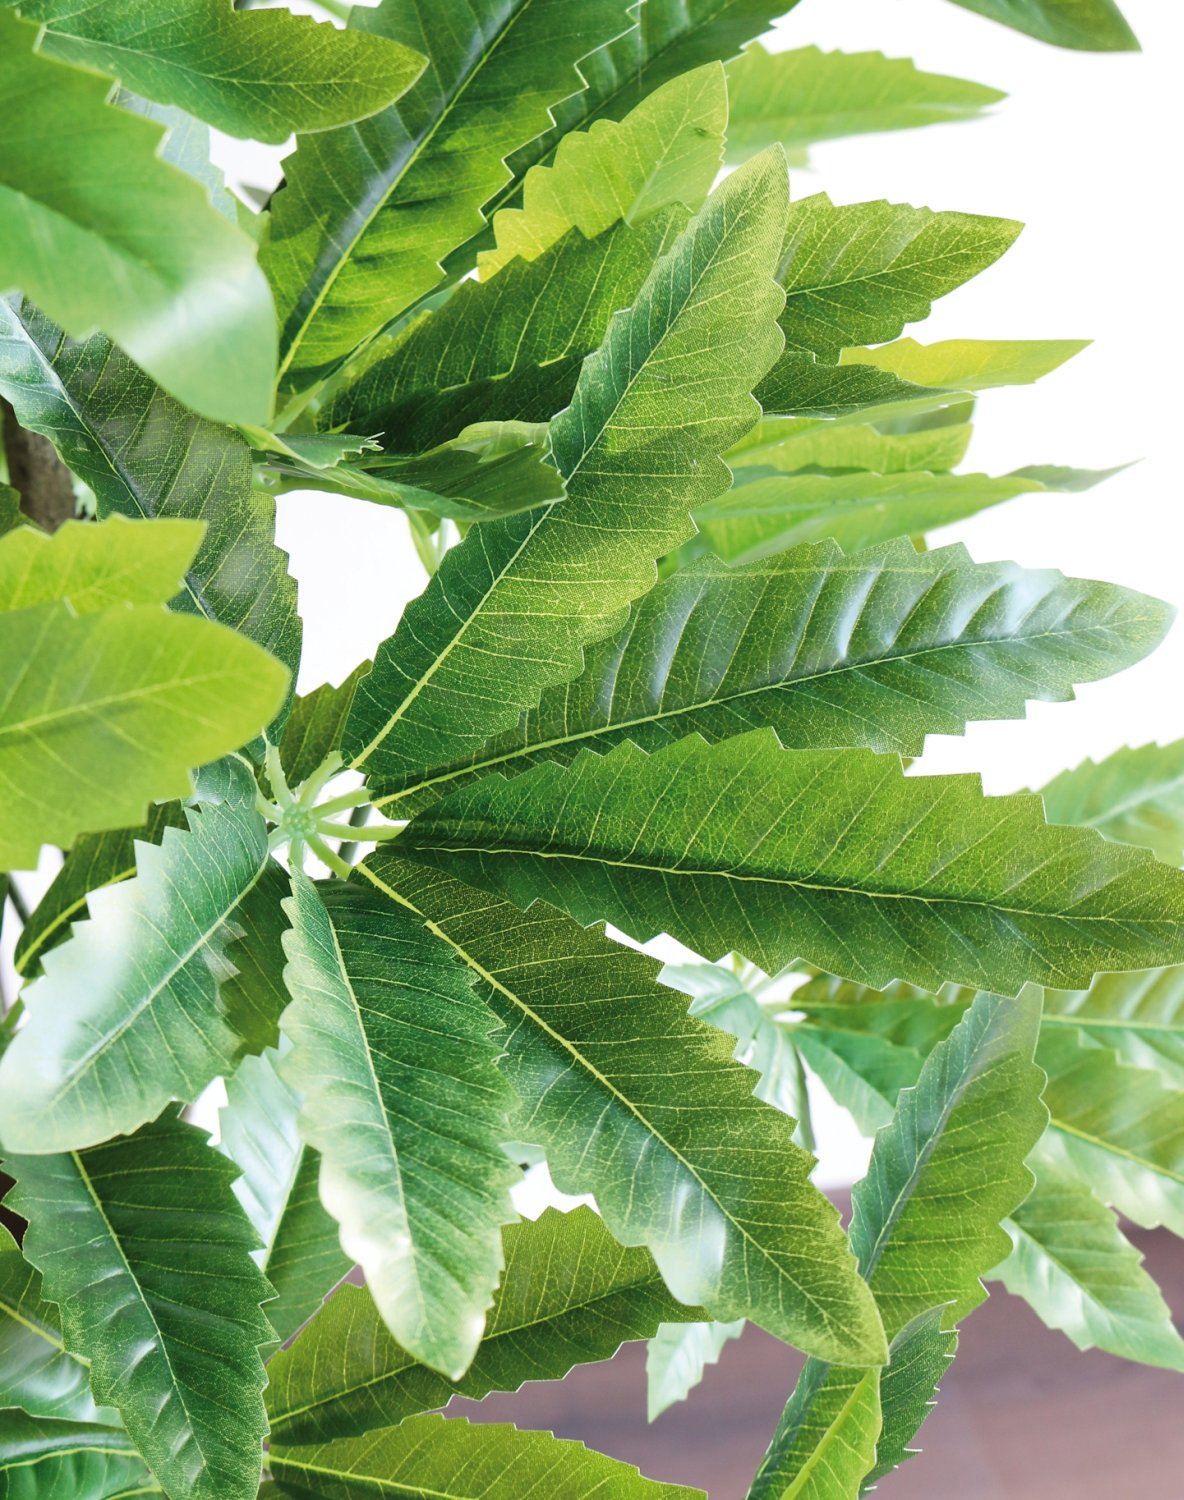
left=0, top=11, right=275, bottom=423
left=1042, top=966, right=1184, bottom=1085
left=265, top=0, right=634, bottom=389
left=647, top=1319, right=746, bottom=1421
left=726, top=414, right=973, bottom=476
left=1040, top=741, right=1184, bottom=867
left=218, top=1047, right=351, bottom=1346
left=268, top=1414, right=703, bottom=1499
left=0, top=301, right=302, bottom=732
left=997, top=1162, right=1184, bottom=1371
left=398, top=730, right=1184, bottom=994
left=0, top=515, right=201, bottom=614
left=16, top=0, right=426, bottom=143
left=279, top=873, right=517, bottom=1381
left=356, top=854, right=888, bottom=1369
left=267, top=1205, right=703, bottom=1443
left=841, top=336, right=1089, bottom=391
left=481, top=63, right=726, bottom=275
left=6, top=1111, right=273, bottom=1500
left=725, top=44, right=1004, bottom=162
left=343, top=150, right=789, bottom=802
left=0, top=758, right=272, bottom=1150
left=387, top=537, right=1171, bottom=810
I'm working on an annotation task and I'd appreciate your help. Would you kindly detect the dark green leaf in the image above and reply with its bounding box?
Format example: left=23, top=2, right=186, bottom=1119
left=280, top=663, right=372, bottom=792
left=724, top=44, right=1004, bottom=162
left=343, top=150, right=789, bottom=801
left=356, top=854, right=887, bottom=1369
left=218, top=1048, right=351, bottom=1347
left=264, top=0, right=634, bottom=389
left=398, top=729, right=1184, bottom=994
left=0, top=301, right=302, bottom=733
left=268, top=1414, right=703, bottom=1499
left=0, top=758, right=272, bottom=1150
left=6, top=1111, right=273, bottom=1500
left=279, top=873, right=517, bottom=1380
left=858, top=1311, right=955, bottom=1493
left=944, top=0, right=1138, bottom=51
left=386, top=538, right=1171, bottom=811
left=17, top=0, right=426, bottom=143
left=267, top=1205, right=703, bottom=1443
left=0, top=1411, right=151, bottom=1500
left=0, top=12, right=274, bottom=423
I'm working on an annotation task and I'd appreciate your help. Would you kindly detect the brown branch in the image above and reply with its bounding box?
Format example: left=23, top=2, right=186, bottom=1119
left=2, top=398, right=76, bottom=532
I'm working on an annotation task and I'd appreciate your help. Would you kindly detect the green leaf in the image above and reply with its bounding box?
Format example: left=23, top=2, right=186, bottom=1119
left=12, top=802, right=188, bottom=978
left=944, top=0, right=1138, bottom=51
left=1042, top=966, right=1184, bottom=1084
left=726, top=414, right=973, bottom=476
left=750, top=991, right=1045, bottom=1498
left=264, top=0, right=634, bottom=389
left=218, top=861, right=295, bottom=1056
left=323, top=209, right=686, bottom=451
left=0, top=514, right=201, bottom=614
left=398, top=729, right=1184, bottom=994
left=690, top=464, right=1116, bottom=564
left=267, top=1205, right=703, bottom=1443
left=387, top=537, right=1172, bottom=810
left=16, top=0, right=426, bottom=143
left=724, top=44, right=1004, bottom=162
left=343, top=149, right=789, bottom=801
left=0, top=1224, right=110, bottom=1423
left=279, top=664, right=372, bottom=792
left=647, top=1319, right=746, bottom=1421
left=750, top=1365, right=882, bottom=1500
left=755, top=354, right=957, bottom=423
left=996, top=1162, right=1184, bottom=1371
left=858, top=1311, right=955, bottom=1493
left=0, top=1411, right=151, bottom=1500
left=841, top=335, right=1089, bottom=392
left=480, top=63, right=726, bottom=276
left=775, top=195, right=1020, bottom=361
left=1040, top=741, right=1184, bottom=867
left=276, top=423, right=566, bottom=522
left=0, top=546, right=288, bottom=873
left=279, top=872, right=517, bottom=1381
left=0, top=11, right=275, bottom=424
left=0, top=301, right=302, bottom=732
left=0, top=758, right=272, bottom=1151
left=5, top=1110, right=273, bottom=1500
left=356, top=854, right=888, bottom=1369
left=218, top=1047, right=351, bottom=1346
left=268, top=1414, right=703, bottom=1499
left=1037, top=1027, right=1184, bottom=1236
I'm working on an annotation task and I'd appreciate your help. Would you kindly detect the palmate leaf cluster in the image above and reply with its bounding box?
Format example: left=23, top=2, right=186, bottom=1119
left=0, top=0, right=1172, bottom=1497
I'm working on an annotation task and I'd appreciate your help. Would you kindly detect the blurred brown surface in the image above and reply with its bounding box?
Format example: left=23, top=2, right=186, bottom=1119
left=451, top=1223, right=1184, bottom=1497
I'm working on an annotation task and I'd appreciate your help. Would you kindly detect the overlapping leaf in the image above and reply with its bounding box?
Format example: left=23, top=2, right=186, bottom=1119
left=268, top=1414, right=702, bottom=1499
left=357, top=854, right=887, bottom=1368
left=0, top=514, right=200, bottom=614
left=0, top=1224, right=110, bottom=1423
left=997, top=1162, right=1184, bottom=1370
left=1042, top=966, right=1184, bottom=1084
left=11, top=0, right=424, bottom=142
left=749, top=991, right=1045, bottom=1498
left=0, top=757, right=272, bottom=1150
left=724, top=44, right=1004, bottom=162
left=264, top=0, right=633, bottom=388
left=268, top=1205, right=702, bottom=1443
left=279, top=663, right=372, bottom=792
left=481, top=63, right=726, bottom=275
left=0, top=11, right=274, bottom=422
left=0, top=1411, right=152, bottom=1500
left=218, top=1047, right=351, bottom=1346
left=1040, top=741, right=1184, bottom=867
left=647, top=1320, right=747, bottom=1421
left=343, top=151, right=788, bottom=801
left=398, top=729, right=1184, bottom=994
left=386, top=538, right=1171, bottom=811
left=279, top=873, right=517, bottom=1380
left=726, top=413, right=973, bottom=476
left=6, top=1111, right=273, bottom=1500
left=0, top=301, right=301, bottom=730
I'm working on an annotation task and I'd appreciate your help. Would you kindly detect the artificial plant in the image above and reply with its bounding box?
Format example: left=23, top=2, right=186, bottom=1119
left=1, top=0, right=1175, bottom=1497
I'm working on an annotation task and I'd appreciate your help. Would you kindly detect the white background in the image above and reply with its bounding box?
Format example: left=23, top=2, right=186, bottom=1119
left=6, top=0, right=1181, bottom=1189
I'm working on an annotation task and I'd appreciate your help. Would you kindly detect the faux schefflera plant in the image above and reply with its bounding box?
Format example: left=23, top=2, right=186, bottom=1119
left=0, top=0, right=1174, bottom=1497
